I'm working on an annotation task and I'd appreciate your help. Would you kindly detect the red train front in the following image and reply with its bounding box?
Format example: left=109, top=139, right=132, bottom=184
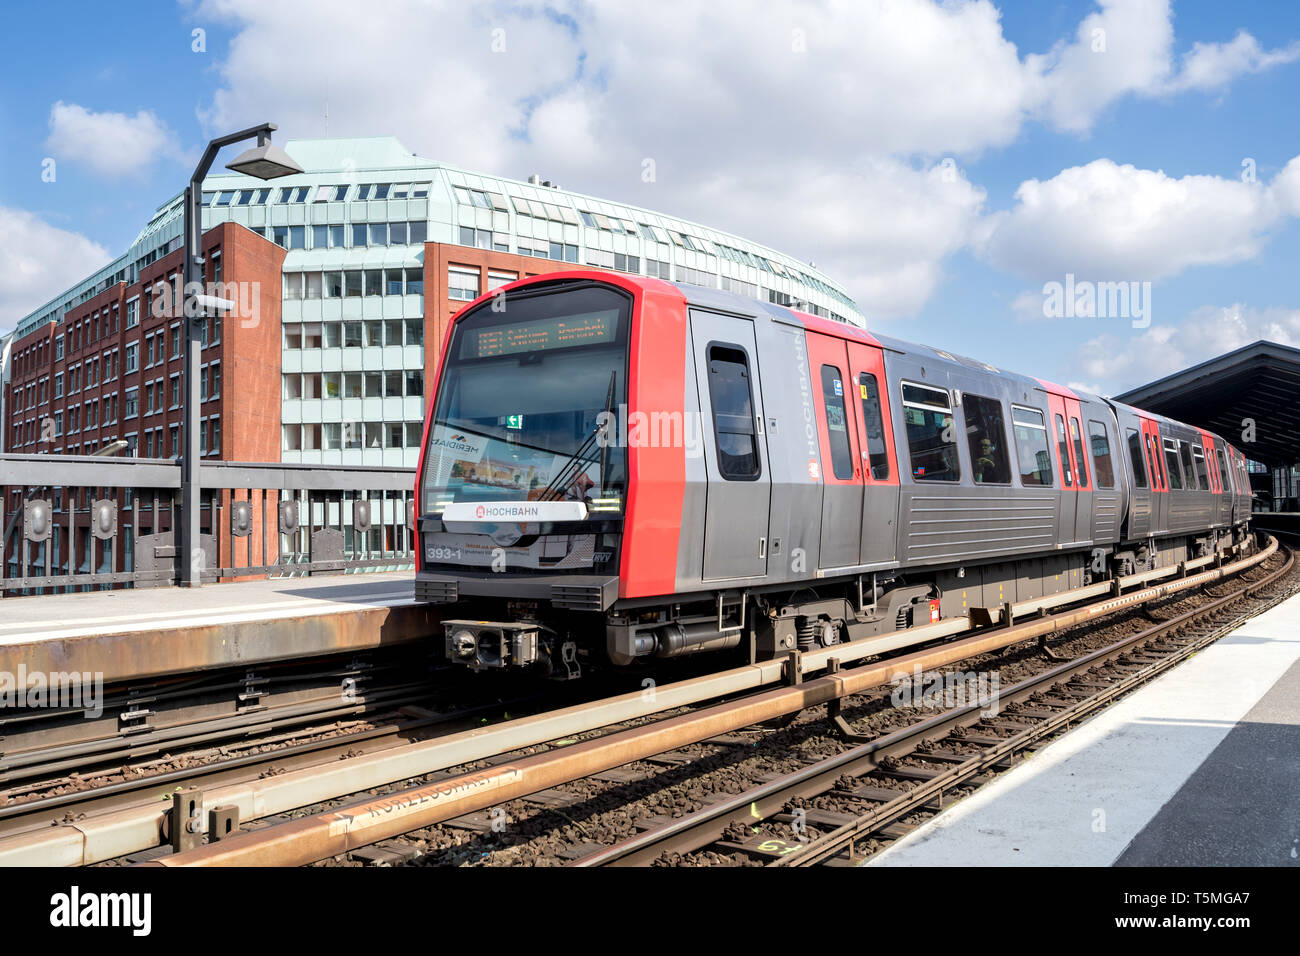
left=415, top=272, right=1252, bottom=678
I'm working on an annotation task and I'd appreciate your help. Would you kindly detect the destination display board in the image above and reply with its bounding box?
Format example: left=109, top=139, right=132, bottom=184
left=463, top=309, right=619, bottom=358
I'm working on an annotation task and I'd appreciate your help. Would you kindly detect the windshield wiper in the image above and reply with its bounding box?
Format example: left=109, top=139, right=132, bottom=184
left=539, top=370, right=617, bottom=503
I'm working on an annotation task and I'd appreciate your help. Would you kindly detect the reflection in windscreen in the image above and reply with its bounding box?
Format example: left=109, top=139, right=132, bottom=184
left=423, top=286, right=629, bottom=511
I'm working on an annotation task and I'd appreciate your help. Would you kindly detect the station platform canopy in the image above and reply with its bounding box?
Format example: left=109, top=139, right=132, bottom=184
left=1115, top=340, right=1300, bottom=468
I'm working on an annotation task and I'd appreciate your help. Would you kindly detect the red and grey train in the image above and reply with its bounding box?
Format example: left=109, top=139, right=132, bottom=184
left=414, top=271, right=1253, bottom=676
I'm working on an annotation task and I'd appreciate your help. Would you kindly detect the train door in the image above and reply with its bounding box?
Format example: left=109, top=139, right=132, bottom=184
left=847, top=341, right=899, bottom=566
left=1139, top=415, right=1167, bottom=533
left=806, top=333, right=863, bottom=570
left=1044, top=393, right=1078, bottom=544
left=1206, top=435, right=1231, bottom=526
left=1066, top=403, right=1093, bottom=544
left=1123, top=422, right=1152, bottom=538
left=691, top=310, right=772, bottom=580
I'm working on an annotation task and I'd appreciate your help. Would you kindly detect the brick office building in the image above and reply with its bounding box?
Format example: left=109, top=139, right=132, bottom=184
left=6, top=222, right=284, bottom=461
left=5, top=135, right=860, bottom=471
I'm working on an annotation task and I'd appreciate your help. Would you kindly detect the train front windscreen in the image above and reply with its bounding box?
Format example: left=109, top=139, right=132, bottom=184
left=421, top=283, right=630, bottom=520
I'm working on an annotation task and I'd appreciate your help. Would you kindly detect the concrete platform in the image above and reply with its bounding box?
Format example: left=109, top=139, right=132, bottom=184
left=0, top=572, right=438, bottom=685
left=868, top=590, right=1300, bottom=867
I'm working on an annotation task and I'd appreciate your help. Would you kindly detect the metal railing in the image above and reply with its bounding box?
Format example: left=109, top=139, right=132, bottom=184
left=0, top=453, right=416, bottom=595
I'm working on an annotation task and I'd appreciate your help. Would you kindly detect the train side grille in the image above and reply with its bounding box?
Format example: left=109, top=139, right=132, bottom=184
left=552, top=584, right=606, bottom=611
left=416, top=580, right=459, bottom=604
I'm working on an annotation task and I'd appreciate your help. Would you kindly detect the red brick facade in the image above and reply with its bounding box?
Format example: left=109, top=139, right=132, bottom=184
left=5, top=223, right=286, bottom=462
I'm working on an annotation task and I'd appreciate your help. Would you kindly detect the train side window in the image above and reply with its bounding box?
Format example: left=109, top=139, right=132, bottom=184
left=857, top=372, right=889, bottom=480
left=901, top=382, right=959, bottom=482
left=1011, top=405, right=1053, bottom=486
left=1091, top=421, right=1116, bottom=488
left=1191, top=445, right=1210, bottom=490
left=1054, top=414, right=1073, bottom=487
left=820, top=365, right=854, bottom=480
left=1146, top=433, right=1164, bottom=489
left=706, top=345, right=760, bottom=481
left=1069, top=417, right=1089, bottom=487
left=1125, top=428, right=1146, bottom=488
left=964, top=394, right=1011, bottom=484
left=1216, top=447, right=1230, bottom=491
left=1162, top=438, right=1184, bottom=490
left=1178, top=441, right=1196, bottom=490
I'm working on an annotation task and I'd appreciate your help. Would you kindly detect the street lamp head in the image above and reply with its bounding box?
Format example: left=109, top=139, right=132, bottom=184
left=225, top=142, right=304, bottom=180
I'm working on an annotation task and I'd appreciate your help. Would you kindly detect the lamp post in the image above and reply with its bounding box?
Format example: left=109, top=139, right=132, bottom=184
left=180, top=123, right=301, bottom=586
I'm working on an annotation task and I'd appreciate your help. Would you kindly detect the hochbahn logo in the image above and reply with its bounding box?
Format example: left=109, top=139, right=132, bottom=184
left=475, top=503, right=541, bottom=519
left=0, top=667, right=103, bottom=718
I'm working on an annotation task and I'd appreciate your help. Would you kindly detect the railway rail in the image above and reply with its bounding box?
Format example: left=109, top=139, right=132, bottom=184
left=583, top=541, right=1297, bottom=866
left=123, top=533, right=1287, bottom=867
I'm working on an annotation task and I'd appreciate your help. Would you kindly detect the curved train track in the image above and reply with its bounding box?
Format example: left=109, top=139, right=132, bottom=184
left=98, top=533, right=1293, bottom=868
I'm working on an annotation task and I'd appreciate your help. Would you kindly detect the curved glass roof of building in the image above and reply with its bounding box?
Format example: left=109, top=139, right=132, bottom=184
left=12, top=136, right=862, bottom=340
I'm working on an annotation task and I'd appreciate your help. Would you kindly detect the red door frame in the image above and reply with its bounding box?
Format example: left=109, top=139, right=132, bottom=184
left=846, top=341, right=899, bottom=486
left=806, top=332, right=863, bottom=485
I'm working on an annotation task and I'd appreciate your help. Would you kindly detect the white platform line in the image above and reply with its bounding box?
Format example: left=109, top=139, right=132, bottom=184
left=867, top=593, right=1300, bottom=867
left=0, top=594, right=421, bottom=646
left=0, top=587, right=415, bottom=633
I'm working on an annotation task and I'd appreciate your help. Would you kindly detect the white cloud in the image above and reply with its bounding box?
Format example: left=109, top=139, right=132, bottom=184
left=45, top=101, right=182, bottom=179
left=1027, top=0, right=1176, bottom=132
left=192, top=0, right=1300, bottom=318
left=0, top=207, right=110, bottom=334
left=1165, top=31, right=1300, bottom=93
left=1073, top=303, right=1300, bottom=394
left=979, top=157, right=1300, bottom=283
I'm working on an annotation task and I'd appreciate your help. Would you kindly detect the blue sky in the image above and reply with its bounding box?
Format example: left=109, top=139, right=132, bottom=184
left=2, top=0, right=1299, bottom=396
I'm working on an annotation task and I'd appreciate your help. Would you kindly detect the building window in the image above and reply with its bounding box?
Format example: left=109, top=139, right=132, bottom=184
left=706, top=345, right=760, bottom=481
left=314, top=184, right=349, bottom=203
left=125, top=343, right=138, bottom=373
left=53, top=373, right=63, bottom=399
left=448, top=268, right=480, bottom=301
left=125, top=387, right=138, bottom=418
left=902, top=383, right=959, bottom=482
left=406, top=268, right=424, bottom=295
left=171, top=323, right=181, bottom=359
left=345, top=271, right=363, bottom=297
left=170, top=424, right=180, bottom=457
left=963, top=394, right=1011, bottom=484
